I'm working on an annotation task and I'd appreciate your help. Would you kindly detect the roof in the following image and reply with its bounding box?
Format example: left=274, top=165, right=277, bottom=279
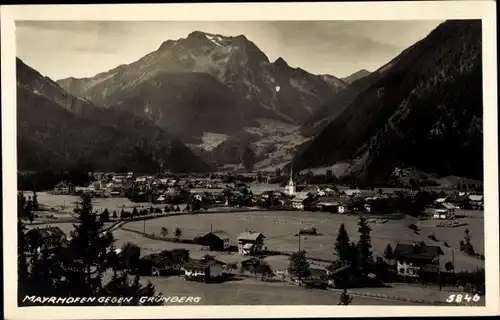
left=238, top=232, right=265, bottom=241
left=207, top=230, right=230, bottom=240
left=27, top=226, right=66, bottom=239
left=393, top=243, right=444, bottom=261
left=449, top=195, right=469, bottom=203
left=183, top=259, right=223, bottom=270
left=317, top=196, right=351, bottom=205
left=243, top=243, right=254, bottom=249
left=468, top=195, right=484, bottom=202
left=55, top=182, right=69, bottom=187
left=440, top=202, right=456, bottom=210
left=329, top=265, right=351, bottom=275
left=435, top=198, right=447, bottom=203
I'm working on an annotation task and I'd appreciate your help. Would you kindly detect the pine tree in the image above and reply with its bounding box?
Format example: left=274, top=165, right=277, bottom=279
left=383, top=243, right=394, bottom=261
left=63, top=194, right=115, bottom=296
left=132, top=207, right=138, bottom=217
left=348, top=241, right=359, bottom=269
left=334, top=223, right=351, bottom=265
left=288, top=250, right=310, bottom=283
left=357, top=216, right=373, bottom=272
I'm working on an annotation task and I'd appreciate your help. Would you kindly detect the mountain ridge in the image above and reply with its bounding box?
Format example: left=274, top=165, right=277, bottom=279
left=290, top=20, right=483, bottom=183
left=17, top=58, right=211, bottom=173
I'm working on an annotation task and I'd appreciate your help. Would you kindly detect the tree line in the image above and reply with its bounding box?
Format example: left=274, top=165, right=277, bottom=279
left=17, top=192, right=162, bottom=306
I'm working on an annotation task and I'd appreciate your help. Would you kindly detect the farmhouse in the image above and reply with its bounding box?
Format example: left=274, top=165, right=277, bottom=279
left=53, top=181, right=72, bottom=195
left=196, top=230, right=231, bottom=251
left=291, top=194, right=310, bottom=210
left=315, top=196, right=339, bottom=212
left=237, top=231, right=265, bottom=255
left=25, top=226, right=68, bottom=252
left=434, top=197, right=448, bottom=205
left=468, top=194, right=484, bottom=210
left=447, top=195, right=471, bottom=209
left=433, top=202, right=456, bottom=219
left=393, top=243, right=444, bottom=278
left=183, top=259, right=224, bottom=283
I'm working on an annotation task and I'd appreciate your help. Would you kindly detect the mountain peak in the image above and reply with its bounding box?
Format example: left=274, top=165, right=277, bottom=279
left=273, top=57, right=289, bottom=67
left=188, top=30, right=208, bottom=38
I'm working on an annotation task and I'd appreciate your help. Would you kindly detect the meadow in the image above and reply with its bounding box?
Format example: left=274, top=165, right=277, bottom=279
left=122, top=210, right=485, bottom=272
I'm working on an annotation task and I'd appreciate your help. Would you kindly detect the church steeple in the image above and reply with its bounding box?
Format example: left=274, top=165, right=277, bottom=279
left=284, top=161, right=296, bottom=196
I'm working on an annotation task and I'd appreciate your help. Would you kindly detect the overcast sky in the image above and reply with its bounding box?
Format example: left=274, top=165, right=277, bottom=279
left=16, top=20, right=443, bottom=80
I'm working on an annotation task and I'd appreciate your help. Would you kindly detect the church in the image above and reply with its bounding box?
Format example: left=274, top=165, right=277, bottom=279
left=284, top=164, right=296, bottom=196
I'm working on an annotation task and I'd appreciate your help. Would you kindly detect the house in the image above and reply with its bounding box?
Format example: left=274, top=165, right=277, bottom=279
left=196, top=230, right=231, bottom=251
left=433, top=202, right=456, bottom=219
left=237, top=232, right=265, bottom=255
left=393, top=243, right=444, bottom=278
left=315, top=196, right=340, bottom=212
left=468, top=195, right=484, bottom=210
left=434, top=197, right=448, bottom=205
left=25, top=226, right=68, bottom=252
left=182, top=259, right=224, bottom=283
left=291, top=194, right=309, bottom=210
left=448, top=195, right=471, bottom=209
left=53, top=182, right=71, bottom=195
left=137, top=253, right=184, bottom=276
left=326, top=265, right=351, bottom=288
left=343, top=189, right=361, bottom=197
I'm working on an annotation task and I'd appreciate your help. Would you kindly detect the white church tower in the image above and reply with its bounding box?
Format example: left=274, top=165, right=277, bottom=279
left=284, top=163, right=296, bottom=196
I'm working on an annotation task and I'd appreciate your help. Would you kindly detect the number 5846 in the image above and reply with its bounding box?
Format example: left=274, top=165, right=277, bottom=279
left=446, top=294, right=481, bottom=303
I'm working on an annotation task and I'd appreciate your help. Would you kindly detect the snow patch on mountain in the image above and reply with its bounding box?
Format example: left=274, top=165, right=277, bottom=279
left=206, top=35, right=223, bottom=47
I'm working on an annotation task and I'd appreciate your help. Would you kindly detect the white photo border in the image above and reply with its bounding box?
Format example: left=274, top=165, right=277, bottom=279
left=2, top=1, right=498, bottom=319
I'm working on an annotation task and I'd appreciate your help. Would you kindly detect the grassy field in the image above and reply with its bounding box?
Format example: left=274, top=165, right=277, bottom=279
left=122, top=210, right=484, bottom=272
left=102, top=273, right=419, bottom=305
left=21, top=191, right=182, bottom=214
left=25, top=221, right=116, bottom=235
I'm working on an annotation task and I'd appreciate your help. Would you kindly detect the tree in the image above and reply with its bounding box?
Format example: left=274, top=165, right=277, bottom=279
left=384, top=243, right=394, bottom=261
left=445, top=261, right=454, bottom=272
left=132, top=207, right=138, bottom=217
left=120, top=242, right=141, bottom=272
left=461, top=229, right=475, bottom=254
left=100, top=209, right=110, bottom=223
left=357, top=216, right=373, bottom=272
left=288, top=251, right=310, bottom=283
left=241, top=145, right=255, bottom=172
left=326, top=169, right=334, bottom=182
left=112, top=211, right=118, bottom=220
left=334, top=224, right=351, bottom=265
left=174, top=227, right=182, bottom=241
left=149, top=206, right=154, bottom=215
left=17, top=196, right=30, bottom=304
left=32, top=191, right=39, bottom=210
left=161, top=227, right=168, bottom=239
left=348, top=241, right=359, bottom=269
left=62, top=194, right=116, bottom=296
left=338, top=288, right=353, bottom=305
left=121, top=208, right=125, bottom=218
